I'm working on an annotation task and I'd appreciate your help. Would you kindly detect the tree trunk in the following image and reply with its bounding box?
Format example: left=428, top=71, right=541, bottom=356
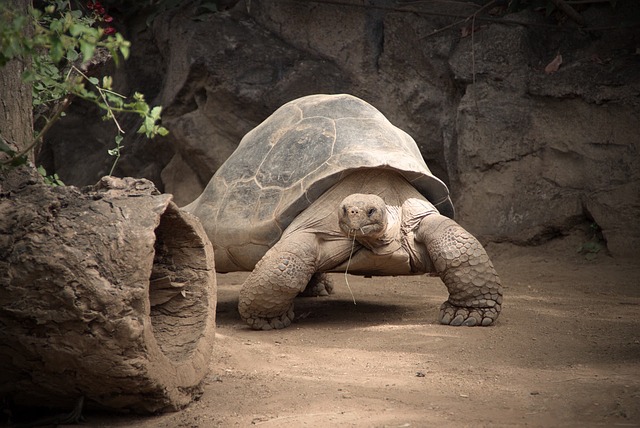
left=0, top=167, right=217, bottom=413
left=0, top=0, right=33, bottom=157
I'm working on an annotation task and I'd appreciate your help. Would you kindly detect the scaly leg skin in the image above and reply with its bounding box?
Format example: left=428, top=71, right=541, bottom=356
left=238, top=234, right=318, bottom=330
left=417, top=214, right=503, bottom=326
left=299, top=272, right=335, bottom=297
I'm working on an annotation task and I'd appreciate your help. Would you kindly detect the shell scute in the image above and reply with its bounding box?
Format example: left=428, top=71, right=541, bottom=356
left=256, top=117, right=335, bottom=188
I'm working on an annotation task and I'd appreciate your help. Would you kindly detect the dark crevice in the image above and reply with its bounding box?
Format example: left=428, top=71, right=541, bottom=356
left=365, top=1, right=386, bottom=71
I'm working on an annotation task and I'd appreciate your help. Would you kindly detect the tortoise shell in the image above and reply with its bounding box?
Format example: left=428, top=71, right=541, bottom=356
left=184, top=94, right=453, bottom=271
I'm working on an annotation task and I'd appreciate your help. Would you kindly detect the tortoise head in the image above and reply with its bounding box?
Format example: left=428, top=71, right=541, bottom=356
left=338, top=194, right=387, bottom=239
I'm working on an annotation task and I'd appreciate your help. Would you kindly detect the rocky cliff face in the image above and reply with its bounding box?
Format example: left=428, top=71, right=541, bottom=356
left=39, top=0, right=640, bottom=257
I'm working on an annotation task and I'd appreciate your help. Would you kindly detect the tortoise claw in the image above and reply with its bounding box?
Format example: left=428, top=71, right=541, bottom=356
left=244, top=305, right=295, bottom=330
left=439, top=301, right=500, bottom=327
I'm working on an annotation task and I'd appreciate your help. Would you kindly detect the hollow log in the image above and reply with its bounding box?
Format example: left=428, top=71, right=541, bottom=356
left=0, top=166, right=217, bottom=414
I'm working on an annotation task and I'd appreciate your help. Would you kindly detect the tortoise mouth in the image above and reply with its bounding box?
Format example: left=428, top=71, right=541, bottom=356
left=339, top=221, right=385, bottom=239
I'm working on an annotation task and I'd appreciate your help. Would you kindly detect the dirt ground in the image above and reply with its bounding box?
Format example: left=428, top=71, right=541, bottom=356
left=90, top=234, right=639, bottom=427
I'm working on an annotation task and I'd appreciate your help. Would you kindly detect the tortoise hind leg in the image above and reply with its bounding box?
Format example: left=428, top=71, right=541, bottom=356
left=238, top=232, right=318, bottom=330
left=416, top=214, right=503, bottom=326
left=299, top=273, right=335, bottom=297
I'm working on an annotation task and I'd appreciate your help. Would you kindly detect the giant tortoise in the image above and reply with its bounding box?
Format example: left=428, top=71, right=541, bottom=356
left=185, top=94, right=502, bottom=330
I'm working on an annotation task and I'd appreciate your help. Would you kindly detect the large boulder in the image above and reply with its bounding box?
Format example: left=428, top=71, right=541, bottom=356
left=453, top=85, right=640, bottom=256
left=446, top=6, right=640, bottom=257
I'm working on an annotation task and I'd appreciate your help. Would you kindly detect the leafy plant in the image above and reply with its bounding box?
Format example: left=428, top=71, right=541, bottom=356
left=0, top=0, right=168, bottom=176
left=37, top=165, right=65, bottom=186
left=577, top=222, right=606, bottom=260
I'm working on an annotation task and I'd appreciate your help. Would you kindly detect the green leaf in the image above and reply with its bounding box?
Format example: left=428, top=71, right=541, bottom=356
left=150, top=105, right=162, bottom=119
left=63, top=12, right=74, bottom=32
left=69, top=23, right=84, bottom=37
left=87, top=76, right=99, bottom=85
left=50, top=38, right=64, bottom=62
left=66, top=48, right=79, bottom=62
left=108, top=47, right=119, bottom=67
left=52, top=174, right=64, bottom=186
left=21, top=69, right=35, bottom=82
left=50, top=19, right=63, bottom=34
left=79, top=39, right=95, bottom=61
left=144, top=116, right=155, bottom=134
left=83, top=27, right=100, bottom=41
left=119, top=44, right=130, bottom=60
left=105, top=92, right=124, bottom=108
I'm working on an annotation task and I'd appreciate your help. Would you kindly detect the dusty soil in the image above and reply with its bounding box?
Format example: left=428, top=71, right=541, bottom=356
left=90, top=235, right=639, bottom=427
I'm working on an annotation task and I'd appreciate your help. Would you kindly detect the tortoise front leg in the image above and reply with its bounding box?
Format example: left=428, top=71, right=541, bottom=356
left=238, top=233, right=318, bottom=330
left=416, top=214, right=503, bottom=326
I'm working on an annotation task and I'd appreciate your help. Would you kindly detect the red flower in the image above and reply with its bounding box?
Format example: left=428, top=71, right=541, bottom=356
left=87, top=1, right=102, bottom=10
left=86, top=1, right=115, bottom=34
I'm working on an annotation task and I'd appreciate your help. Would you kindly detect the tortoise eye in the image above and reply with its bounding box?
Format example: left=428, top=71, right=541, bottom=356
left=367, top=208, right=376, bottom=217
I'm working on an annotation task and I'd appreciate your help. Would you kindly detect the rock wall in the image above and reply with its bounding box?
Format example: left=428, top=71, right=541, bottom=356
left=40, top=0, right=640, bottom=257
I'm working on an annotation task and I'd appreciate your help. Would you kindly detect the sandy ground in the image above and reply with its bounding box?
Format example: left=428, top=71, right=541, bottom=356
left=89, top=235, right=639, bottom=427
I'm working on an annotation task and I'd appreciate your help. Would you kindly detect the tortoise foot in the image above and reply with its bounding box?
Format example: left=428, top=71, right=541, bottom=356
left=439, top=301, right=500, bottom=327
left=300, top=273, right=335, bottom=297
left=243, top=305, right=295, bottom=330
